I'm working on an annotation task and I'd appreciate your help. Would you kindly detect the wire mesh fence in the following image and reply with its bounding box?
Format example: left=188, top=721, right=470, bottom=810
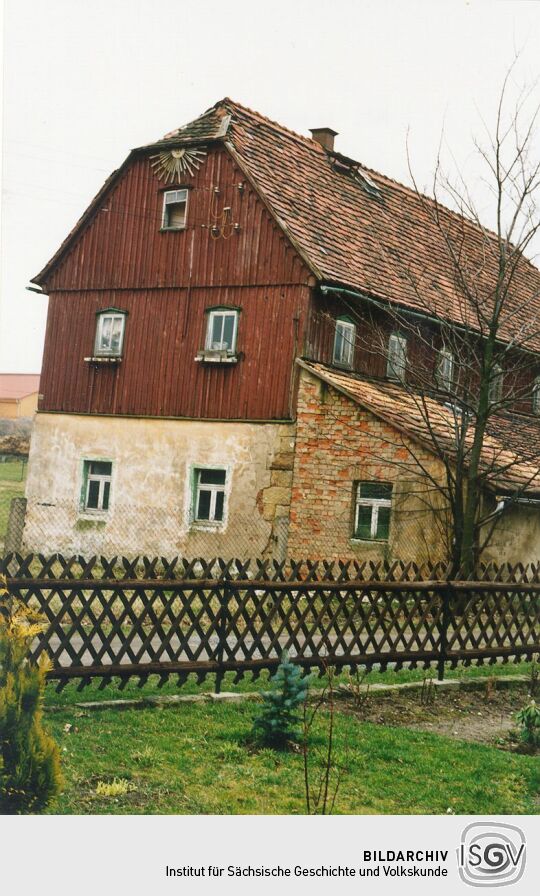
left=3, top=495, right=456, bottom=565
left=3, top=499, right=291, bottom=561
left=0, top=455, right=27, bottom=554
left=2, top=463, right=538, bottom=566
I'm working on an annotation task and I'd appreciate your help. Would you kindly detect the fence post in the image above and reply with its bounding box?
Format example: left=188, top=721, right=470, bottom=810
left=437, top=582, right=453, bottom=681
left=214, top=578, right=230, bottom=694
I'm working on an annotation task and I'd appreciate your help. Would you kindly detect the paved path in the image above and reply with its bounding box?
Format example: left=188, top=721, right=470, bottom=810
left=33, top=624, right=535, bottom=671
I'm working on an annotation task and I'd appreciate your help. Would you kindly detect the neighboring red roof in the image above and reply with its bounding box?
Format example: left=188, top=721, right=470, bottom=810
left=0, top=374, right=40, bottom=400
left=299, top=360, right=540, bottom=496
left=32, top=98, right=540, bottom=352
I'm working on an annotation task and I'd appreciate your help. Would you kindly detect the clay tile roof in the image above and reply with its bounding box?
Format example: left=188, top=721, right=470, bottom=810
left=32, top=98, right=540, bottom=351
left=160, top=103, right=231, bottom=143
left=164, top=98, right=540, bottom=351
left=299, top=359, right=540, bottom=496
left=0, top=373, right=40, bottom=400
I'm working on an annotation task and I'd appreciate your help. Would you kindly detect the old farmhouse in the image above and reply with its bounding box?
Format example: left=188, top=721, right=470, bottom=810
left=20, top=99, right=540, bottom=563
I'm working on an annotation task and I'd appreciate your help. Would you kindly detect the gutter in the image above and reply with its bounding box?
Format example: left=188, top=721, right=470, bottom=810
left=320, top=284, right=540, bottom=358
left=320, top=284, right=447, bottom=330
left=498, top=495, right=540, bottom=508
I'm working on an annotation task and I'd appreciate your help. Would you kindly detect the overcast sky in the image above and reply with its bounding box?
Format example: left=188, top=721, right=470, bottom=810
left=2, top=0, right=540, bottom=373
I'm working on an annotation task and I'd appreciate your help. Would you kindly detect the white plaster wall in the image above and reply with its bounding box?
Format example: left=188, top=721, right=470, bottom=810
left=483, top=504, right=540, bottom=565
left=23, top=413, right=294, bottom=558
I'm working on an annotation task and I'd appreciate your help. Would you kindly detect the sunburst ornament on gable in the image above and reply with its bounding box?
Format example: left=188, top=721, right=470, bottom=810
left=150, top=147, right=207, bottom=183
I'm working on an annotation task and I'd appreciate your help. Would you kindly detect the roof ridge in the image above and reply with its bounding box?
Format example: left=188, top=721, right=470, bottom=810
left=218, top=100, right=520, bottom=255
left=164, top=98, right=506, bottom=245
left=160, top=101, right=224, bottom=140
left=219, top=97, right=326, bottom=153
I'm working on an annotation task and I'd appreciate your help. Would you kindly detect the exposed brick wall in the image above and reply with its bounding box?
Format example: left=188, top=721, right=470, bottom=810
left=287, top=368, right=450, bottom=562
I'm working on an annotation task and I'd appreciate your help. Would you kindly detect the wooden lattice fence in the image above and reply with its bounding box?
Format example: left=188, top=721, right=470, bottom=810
left=1, top=554, right=539, bottom=689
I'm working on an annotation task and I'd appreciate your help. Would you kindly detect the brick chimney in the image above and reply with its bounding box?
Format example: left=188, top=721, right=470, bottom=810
left=309, top=127, right=338, bottom=152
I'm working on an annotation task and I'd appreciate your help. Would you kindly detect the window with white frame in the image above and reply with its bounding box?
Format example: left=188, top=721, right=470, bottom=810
left=387, top=333, right=407, bottom=381
left=533, top=377, right=540, bottom=415
left=353, top=482, right=393, bottom=541
left=436, top=348, right=454, bottom=391
left=95, top=310, right=126, bottom=357
left=193, top=468, right=227, bottom=523
left=82, top=460, right=112, bottom=512
left=333, top=319, right=356, bottom=368
left=161, top=189, right=188, bottom=229
left=488, top=363, right=504, bottom=404
left=205, top=309, right=239, bottom=354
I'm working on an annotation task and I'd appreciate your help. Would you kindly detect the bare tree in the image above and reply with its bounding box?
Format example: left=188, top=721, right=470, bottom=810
left=318, top=67, right=540, bottom=574
left=302, top=663, right=347, bottom=815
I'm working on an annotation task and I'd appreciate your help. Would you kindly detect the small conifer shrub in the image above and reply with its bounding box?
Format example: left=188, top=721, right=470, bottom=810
left=0, top=576, right=63, bottom=813
left=516, top=699, right=540, bottom=749
left=251, top=652, right=311, bottom=748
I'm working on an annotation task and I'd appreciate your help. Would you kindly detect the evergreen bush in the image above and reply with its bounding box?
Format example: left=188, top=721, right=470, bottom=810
left=251, top=652, right=311, bottom=748
left=516, top=699, right=540, bottom=749
left=0, top=576, right=63, bottom=813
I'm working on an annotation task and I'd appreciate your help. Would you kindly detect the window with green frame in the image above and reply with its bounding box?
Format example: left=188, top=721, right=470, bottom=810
left=193, top=467, right=227, bottom=522
left=82, top=460, right=112, bottom=512
left=333, top=318, right=356, bottom=368
left=353, top=481, right=393, bottom=540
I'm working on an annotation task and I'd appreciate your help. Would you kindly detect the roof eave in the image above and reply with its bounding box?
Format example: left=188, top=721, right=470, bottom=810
left=295, top=357, right=442, bottom=462
left=131, top=135, right=226, bottom=154
left=320, top=283, right=540, bottom=360
left=296, top=358, right=540, bottom=498
left=31, top=150, right=138, bottom=288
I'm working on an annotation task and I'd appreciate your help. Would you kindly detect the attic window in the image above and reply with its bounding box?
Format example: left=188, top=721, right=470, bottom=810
left=331, top=155, right=381, bottom=198
left=162, top=189, right=188, bottom=229
left=352, top=169, right=380, bottom=197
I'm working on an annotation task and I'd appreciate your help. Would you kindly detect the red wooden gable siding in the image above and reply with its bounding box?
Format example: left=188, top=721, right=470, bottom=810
left=39, top=146, right=312, bottom=420
left=44, top=147, right=309, bottom=292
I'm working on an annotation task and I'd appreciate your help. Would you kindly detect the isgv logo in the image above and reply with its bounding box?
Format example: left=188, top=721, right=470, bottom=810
left=458, top=822, right=526, bottom=887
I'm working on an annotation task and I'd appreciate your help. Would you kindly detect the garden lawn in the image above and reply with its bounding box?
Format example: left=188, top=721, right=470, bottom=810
left=0, top=459, right=26, bottom=545
left=0, top=459, right=27, bottom=483
left=44, top=699, right=540, bottom=815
